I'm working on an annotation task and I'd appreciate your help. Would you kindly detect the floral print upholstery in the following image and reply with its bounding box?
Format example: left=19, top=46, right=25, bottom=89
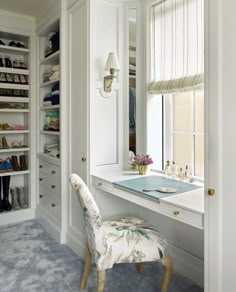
left=69, top=174, right=168, bottom=271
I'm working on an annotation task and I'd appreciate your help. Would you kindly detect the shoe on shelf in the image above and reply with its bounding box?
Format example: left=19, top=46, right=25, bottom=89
left=4, top=158, right=13, bottom=171
left=10, top=124, right=27, bottom=130
left=0, top=40, right=5, bottom=46
left=19, top=60, right=27, bottom=70
left=11, top=156, right=20, bottom=171
left=10, top=187, right=20, bottom=210
left=16, top=42, right=25, bottom=48
left=0, top=55, right=4, bottom=67
left=6, top=73, right=14, bottom=83
left=0, top=159, right=5, bottom=172
left=11, top=141, right=28, bottom=148
left=13, top=59, right=20, bottom=69
left=19, top=155, right=27, bottom=171
left=0, top=73, right=6, bottom=83
left=4, top=56, right=12, bottom=68
left=8, top=41, right=17, bottom=47
left=19, top=74, right=28, bottom=84
left=2, top=136, right=9, bottom=149
left=13, top=74, right=21, bottom=84
left=17, top=186, right=28, bottom=208
left=2, top=123, right=11, bottom=130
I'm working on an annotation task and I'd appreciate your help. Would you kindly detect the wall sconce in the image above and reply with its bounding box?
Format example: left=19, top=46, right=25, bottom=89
left=104, top=52, right=120, bottom=93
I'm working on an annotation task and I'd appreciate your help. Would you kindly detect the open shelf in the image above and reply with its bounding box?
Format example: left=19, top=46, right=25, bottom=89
left=0, top=148, right=30, bottom=153
left=0, top=130, right=29, bottom=134
left=0, top=83, right=29, bottom=90
left=40, top=105, right=60, bottom=110
left=37, top=152, right=60, bottom=166
left=40, top=130, right=60, bottom=135
left=40, top=50, right=60, bottom=65
left=0, top=97, right=29, bottom=103
left=40, top=79, right=59, bottom=88
left=0, top=44, right=29, bottom=55
left=0, top=67, right=29, bottom=75
left=0, top=170, right=30, bottom=177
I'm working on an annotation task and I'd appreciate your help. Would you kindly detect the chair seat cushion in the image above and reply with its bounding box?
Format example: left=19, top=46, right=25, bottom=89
left=97, top=217, right=168, bottom=270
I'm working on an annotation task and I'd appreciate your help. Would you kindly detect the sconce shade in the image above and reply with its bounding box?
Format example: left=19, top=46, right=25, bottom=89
left=105, top=52, right=120, bottom=71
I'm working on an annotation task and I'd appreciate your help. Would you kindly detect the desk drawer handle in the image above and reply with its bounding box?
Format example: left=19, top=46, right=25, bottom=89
left=173, top=211, right=180, bottom=216
left=51, top=170, right=56, bottom=174
left=51, top=185, right=56, bottom=189
left=97, top=182, right=102, bottom=187
left=39, top=195, right=43, bottom=198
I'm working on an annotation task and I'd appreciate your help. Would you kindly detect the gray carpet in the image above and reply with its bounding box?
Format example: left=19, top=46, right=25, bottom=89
left=0, top=220, right=203, bottom=292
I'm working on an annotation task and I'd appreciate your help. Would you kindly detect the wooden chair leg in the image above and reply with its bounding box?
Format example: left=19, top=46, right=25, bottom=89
left=80, top=244, right=91, bottom=290
left=97, top=270, right=106, bottom=292
left=136, top=262, right=144, bottom=273
left=160, top=255, right=173, bottom=292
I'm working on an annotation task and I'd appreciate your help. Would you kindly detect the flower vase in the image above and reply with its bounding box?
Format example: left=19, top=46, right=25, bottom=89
left=138, top=165, right=148, bottom=175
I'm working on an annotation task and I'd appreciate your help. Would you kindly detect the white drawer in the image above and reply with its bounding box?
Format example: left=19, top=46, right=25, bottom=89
left=92, top=177, right=114, bottom=193
left=39, top=171, right=60, bottom=195
left=39, top=185, right=61, bottom=221
left=160, top=202, right=203, bottom=229
left=38, top=159, right=60, bottom=179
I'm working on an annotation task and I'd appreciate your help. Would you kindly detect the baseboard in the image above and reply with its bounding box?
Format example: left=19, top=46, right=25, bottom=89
left=169, top=243, right=204, bottom=288
left=35, top=206, right=62, bottom=243
left=0, top=208, right=35, bottom=226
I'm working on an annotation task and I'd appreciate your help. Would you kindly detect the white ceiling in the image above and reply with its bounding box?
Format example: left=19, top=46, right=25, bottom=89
left=0, top=0, right=58, bottom=19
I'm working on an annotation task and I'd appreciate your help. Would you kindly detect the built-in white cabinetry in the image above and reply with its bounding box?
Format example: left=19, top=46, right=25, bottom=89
left=36, top=19, right=63, bottom=241
left=0, top=31, right=35, bottom=225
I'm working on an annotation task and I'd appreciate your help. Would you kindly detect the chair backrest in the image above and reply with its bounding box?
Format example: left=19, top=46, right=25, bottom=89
left=69, top=174, right=107, bottom=261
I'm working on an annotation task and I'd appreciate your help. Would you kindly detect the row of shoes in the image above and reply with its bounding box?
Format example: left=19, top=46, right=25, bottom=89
left=0, top=123, right=27, bottom=131
left=0, top=56, right=27, bottom=69
left=0, top=155, right=27, bottom=172
left=0, top=176, right=27, bottom=212
left=0, top=136, right=28, bottom=149
left=0, top=73, right=28, bottom=84
left=0, top=88, right=28, bottom=97
left=0, top=40, right=26, bottom=48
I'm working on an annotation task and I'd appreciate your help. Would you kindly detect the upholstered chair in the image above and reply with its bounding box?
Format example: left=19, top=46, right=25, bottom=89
left=69, top=174, right=173, bottom=292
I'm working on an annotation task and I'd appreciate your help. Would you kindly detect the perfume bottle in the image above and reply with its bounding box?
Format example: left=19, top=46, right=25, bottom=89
left=171, top=161, right=178, bottom=176
left=164, top=160, right=171, bottom=175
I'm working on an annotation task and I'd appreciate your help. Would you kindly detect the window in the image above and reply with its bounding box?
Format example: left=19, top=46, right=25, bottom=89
left=164, top=91, right=204, bottom=178
left=147, top=0, right=204, bottom=178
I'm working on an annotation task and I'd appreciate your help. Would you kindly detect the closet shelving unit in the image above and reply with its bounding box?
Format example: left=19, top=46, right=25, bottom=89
left=37, top=19, right=62, bottom=241
left=0, top=32, right=31, bottom=215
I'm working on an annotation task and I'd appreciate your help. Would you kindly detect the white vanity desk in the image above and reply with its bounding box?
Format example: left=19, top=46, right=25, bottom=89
left=91, top=171, right=204, bottom=230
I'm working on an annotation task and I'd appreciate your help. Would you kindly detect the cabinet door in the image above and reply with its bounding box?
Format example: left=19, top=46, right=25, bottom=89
left=68, top=0, right=87, bottom=182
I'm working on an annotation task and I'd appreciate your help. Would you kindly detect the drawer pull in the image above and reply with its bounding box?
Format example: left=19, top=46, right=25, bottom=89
left=51, top=185, right=56, bottom=189
left=39, top=195, right=43, bottom=198
left=39, top=178, right=43, bottom=181
left=51, top=170, right=56, bottom=174
left=51, top=203, right=56, bottom=207
left=173, top=211, right=180, bottom=216
left=97, top=182, right=102, bottom=187
left=39, top=165, right=43, bottom=168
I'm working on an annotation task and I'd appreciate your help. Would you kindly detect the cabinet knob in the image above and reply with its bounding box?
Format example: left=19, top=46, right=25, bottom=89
left=39, top=195, right=43, bottom=198
left=51, top=203, right=56, bottom=207
left=98, top=182, right=102, bottom=187
left=51, top=170, right=56, bottom=174
left=173, top=211, right=180, bottom=216
left=39, top=178, right=43, bottom=181
left=39, top=165, right=43, bottom=168
left=82, top=157, right=86, bottom=162
left=208, top=188, right=215, bottom=196
left=51, top=185, right=56, bottom=189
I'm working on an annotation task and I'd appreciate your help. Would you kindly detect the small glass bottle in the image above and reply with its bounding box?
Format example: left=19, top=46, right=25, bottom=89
left=164, top=160, right=171, bottom=175
left=171, top=161, right=178, bottom=176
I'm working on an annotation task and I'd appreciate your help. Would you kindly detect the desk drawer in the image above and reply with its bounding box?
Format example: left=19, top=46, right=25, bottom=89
left=92, top=177, right=114, bottom=193
left=160, top=202, right=203, bottom=228
left=39, top=171, right=60, bottom=195
left=38, top=160, right=60, bottom=178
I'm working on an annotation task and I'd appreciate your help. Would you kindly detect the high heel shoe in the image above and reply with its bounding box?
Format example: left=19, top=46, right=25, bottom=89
left=13, top=74, right=20, bottom=84
left=0, top=73, right=6, bottom=83
left=6, top=73, right=13, bottom=83
left=0, top=55, right=4, bottom=67
left=19, top=75, right=28, bottom=84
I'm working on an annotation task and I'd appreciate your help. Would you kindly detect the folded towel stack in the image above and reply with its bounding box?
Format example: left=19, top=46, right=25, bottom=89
left=43, top=82, right=60, bottom=106
left=43, top=64, right=60, bottom=83
left=43, top=111, right=59, bottom=131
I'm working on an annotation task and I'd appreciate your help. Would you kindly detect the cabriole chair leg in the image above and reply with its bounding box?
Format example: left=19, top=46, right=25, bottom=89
left=161, top=255, right=173, bottom=292
left=80, top=244, right=91, bottom=290
left=136, top=262, right=144, bottom=273
left=97, top=270, right=106, bottom=292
